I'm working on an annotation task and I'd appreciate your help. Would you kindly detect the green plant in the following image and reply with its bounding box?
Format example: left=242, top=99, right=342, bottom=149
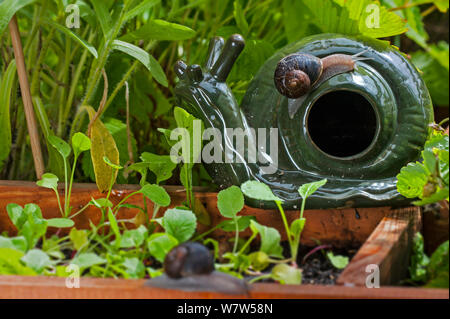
left=409, top=232, right=449, bottom=288
left=397, top=125, right=449, bottom=205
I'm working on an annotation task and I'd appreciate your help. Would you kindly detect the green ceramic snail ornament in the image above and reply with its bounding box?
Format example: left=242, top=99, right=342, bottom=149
left=174, top=34, right=433, bottom=209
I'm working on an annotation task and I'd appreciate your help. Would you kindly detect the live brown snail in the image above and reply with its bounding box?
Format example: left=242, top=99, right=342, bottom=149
left=274, top=51, right=370, bottom=118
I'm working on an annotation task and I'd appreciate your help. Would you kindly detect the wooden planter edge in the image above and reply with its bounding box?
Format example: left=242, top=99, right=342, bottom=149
left=0, top=181, right=448, bottom=299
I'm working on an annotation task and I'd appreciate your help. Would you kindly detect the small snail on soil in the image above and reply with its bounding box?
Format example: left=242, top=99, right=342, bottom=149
left=147, top=242, right=248, bottom=295
left=274, top=51, right=369, bottom=118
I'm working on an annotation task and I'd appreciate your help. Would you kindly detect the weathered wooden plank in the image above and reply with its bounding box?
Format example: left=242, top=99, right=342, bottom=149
left=337, top=207, right=422, bottom=287
left=0, top=181, right=389, bottom=247
left=423, top=200, right=449, bottom=254
left=0, top=275, right=446, bottom=299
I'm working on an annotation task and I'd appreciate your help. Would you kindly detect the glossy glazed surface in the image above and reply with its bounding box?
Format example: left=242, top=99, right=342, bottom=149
left=174, top=34, right=433, bottom=209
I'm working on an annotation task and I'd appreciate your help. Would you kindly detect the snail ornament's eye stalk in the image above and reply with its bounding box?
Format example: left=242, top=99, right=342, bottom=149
left=274, top=51, right=370, bottom=119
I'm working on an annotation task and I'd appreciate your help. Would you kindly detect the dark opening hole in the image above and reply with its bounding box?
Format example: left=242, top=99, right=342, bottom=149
left=307, top=91, right=377, bottom=158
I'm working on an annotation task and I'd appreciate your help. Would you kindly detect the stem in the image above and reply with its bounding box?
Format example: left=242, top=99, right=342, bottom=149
left=113, top=191, right=142, bottom=214
left=66, top=155, right=78, bottom=217
left=232, top=215, right=239, bottom=254
left=275, top=200, right=293, bottom=246
left=151, top=204, right=160, bottom=220
left=53, top=189, right=64, bottom=217
left=63, top=158, right=68, bottom=217
left=248, top=273, right=272, bottom=284
left=69, top=202, right=91, bottom=220
left=239, top=232, right=257, bottom=255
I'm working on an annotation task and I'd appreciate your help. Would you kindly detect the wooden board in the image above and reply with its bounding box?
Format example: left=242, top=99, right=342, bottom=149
left=0, top=275, right=447, bottom=299
left=0, top=180, right=389, bottom=247
left=337, top=207, right=422, bottom=286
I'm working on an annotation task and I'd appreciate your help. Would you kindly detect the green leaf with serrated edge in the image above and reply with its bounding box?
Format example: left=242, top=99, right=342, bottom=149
left=426, top=240, right=449, bottom=288
left=147, top=233, right=178, bottom=263
left=396, top=163, right=429, bottom=198
left=162, top=208, right=197, bottom=243
left=298, top=179, right=327, bottom=199
left=250, top=220, right=283, bottom=258
left=217, top=186, right=244, bottom=218
left=271, top=264, right=302, bottom=285
left=241, top=180, right=283, bottom=202
left=36, top=173, right=59, bottom=191
left=112, top=40, right=168, bottom=87
left=140, top=184, right=171, bottom=207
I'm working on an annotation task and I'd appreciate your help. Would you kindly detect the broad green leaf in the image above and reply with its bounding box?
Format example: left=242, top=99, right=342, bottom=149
left=271, top=264, right=302, bottom=285
left=36, top=173, right=59, bottom=191
left=46, top=218, right=75, bottom=228
left=0, top=60, right=16, bottom=171
left=122, top=257, right=145, bottom=279
left=21, top=249, right=51, bottom=274
left=69, top=228, right=88, bottom=251
left=0, top=248, right=36, bottom=276
left=48, top=135, right=71, bottom=159
left=162, top=208, right=197, bottom=243
left=147, top=233, right=178, bottom=263
left=233, top=0, right=249, bottom=36
left=6, top=203, right=27, bottom=230
left=326, top=251, right=349, bottom=269
left=241, top=180, right=283, bottom=202
left=396, top=163, right=429, bottom=198
left=217, top=186, right=245, bottom=218
left=298, top=179, right=327, bottom=200
left=250, top=220, right=283, bottom=258
left=85, top=106, right=120, bottom=192
left=409, top=232, right=430, bottom=282
left=72, top=132, right=91, bottom=158
left=124, top=0, right=161, bottom=21
left=19, top=206, right=47, bottom=250
left=121, top=19, right=196, bottom=41
left=89, top=0, right=112, bottom=38
left=71, top=252, right=106, bottom=270
left=114, top=226, right=148, bottom=248
left=426, top=240, right=449, bottom=288
left=140, top=184, right=171, bottom=207
left=140, top=152, right=177, bottom=185
left=290, top=218, right=306, bottom=238
left=43, top=19, right=98, bottom=58
left=112, top=40, right=168, bottom=87
left=0, top=0, right=37, bottom=36
left=0, top=236, right=27, bottom=252
left=219, top=216, right=256, bottom=232
left=248, top=251, right=270, bottom=271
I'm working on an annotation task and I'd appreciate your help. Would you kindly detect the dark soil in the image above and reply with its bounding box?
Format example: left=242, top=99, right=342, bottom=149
left=297, top=246, right=357, bottom=285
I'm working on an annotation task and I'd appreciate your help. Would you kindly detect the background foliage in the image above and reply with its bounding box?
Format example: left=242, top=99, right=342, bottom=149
left=0, top=0, right=448, bottom=187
